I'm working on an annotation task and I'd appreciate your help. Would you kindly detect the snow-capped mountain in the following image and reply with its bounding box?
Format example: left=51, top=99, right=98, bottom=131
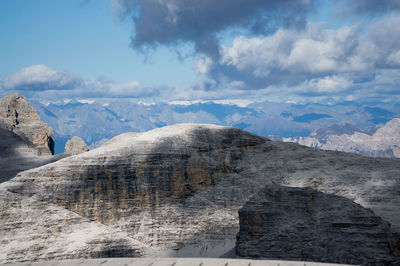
left=285, top=118, right=400, bottom=158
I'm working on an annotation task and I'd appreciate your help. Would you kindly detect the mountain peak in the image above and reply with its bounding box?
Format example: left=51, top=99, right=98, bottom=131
left=0, top=93, right=54, bottom=155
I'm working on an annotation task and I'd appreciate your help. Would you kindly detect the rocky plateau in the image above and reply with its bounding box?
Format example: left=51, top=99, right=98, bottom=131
left=0, top=123, right=399, bottom=265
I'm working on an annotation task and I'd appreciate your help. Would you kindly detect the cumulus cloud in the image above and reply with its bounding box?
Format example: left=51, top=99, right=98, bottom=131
left=220, top=23, right=366, bottom=78
left=2, top=65, right=82, bottom=91
left=112, top=0, right=316, bottom=56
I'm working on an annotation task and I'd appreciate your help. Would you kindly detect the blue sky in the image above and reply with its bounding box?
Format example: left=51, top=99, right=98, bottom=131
left=0, top=0, right=196, bottom=86
left=1, top=0, right=400, bottom=104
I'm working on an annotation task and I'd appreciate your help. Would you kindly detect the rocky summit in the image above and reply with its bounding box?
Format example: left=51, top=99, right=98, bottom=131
left=236, top=185, right=399, bottom=265
left=64, top=136, right=89, bottom=155
left=0, top=124, right=399, bottom=264
left=0, top=93, right=54, bottom=155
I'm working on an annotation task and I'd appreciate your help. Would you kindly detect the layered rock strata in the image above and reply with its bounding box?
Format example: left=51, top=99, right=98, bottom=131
left=1, top=124, right=399, bottom=263
left=236, top=185, right=399, bottom=265
left=0, top=93, right=54, bottom=155
left=64, top=136, right=89, bottom=155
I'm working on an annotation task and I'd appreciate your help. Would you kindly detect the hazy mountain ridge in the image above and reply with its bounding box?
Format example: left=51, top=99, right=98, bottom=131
left=285, top=118, right=400, bottom=158
left=30, top=99, right=400, bottom=154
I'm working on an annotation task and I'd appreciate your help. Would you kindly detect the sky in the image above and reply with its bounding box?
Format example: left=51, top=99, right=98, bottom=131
left=1, top=0, right=400, bottom=104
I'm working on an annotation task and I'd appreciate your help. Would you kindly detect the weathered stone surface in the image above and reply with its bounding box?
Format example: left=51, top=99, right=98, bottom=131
left=0, top=93, right=54, bottom=155
left=236, top=185, right=399, bottom=265
left=0, top=124, right=399, bottom=263
left=65, top=136, right=89, bottom=155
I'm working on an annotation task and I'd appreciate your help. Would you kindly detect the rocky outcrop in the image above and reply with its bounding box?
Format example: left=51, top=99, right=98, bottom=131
left=0, top=124, right=399, bottom=263
left=65, top=136, right=89, bottom=155
left=0, top=93, right=54, bottom=155
left=236, top=185, right=399, bottom=265
left=285, top=118, right=400, bottom=158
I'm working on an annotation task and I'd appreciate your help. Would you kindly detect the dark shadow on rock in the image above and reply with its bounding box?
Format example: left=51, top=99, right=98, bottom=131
left=0, top=128, right=65, bottom=183
left=235, top=184, right=400, bottom=265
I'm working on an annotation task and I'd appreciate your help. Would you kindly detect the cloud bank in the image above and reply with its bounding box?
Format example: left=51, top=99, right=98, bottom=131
left=110, top=0, right=400, bottom=102
left=198, top=13, right=400, bottom=100
left=217, top=14, right=400, bottom=83
left=0, top=65, right=160, bottom=100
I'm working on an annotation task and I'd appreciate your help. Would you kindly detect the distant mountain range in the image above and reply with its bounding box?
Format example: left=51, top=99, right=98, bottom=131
left=284, top=118, right=400, bottom=158
left=30, top=99, right=400, bottom=155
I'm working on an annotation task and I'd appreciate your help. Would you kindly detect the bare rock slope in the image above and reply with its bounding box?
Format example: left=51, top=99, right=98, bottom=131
left=237, top=185, right=399, bottom=265
left=0, top=93, right=54, bottom=155
left=0, top=124, right=399, bottom=264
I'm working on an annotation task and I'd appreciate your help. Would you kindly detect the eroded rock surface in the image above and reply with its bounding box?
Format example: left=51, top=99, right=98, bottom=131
left=0, top=124, right=399, bottom=263
left=64, top=136, right=89, bottom=155
left=236, top=185, right=399, bottom=265
left=0, top=93, right=54, bottom=155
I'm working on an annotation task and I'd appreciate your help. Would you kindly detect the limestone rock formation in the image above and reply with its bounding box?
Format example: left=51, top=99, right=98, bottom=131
left=236, top=185, right=399, bottom=265
left=0, top=124, right=399, bottom=263
left=0, top=93, right=54, bottom=155
left=285, top=118, right=400, bottom=158
left=65, top=136, right=89, bottom=155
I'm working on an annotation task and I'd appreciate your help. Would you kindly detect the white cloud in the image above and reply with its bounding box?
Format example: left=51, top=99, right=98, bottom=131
left=220, top=23, right=371, bottom=77
left=2, top=65, right=81, bottom=91
left=300, top=75, right=353, bottom=94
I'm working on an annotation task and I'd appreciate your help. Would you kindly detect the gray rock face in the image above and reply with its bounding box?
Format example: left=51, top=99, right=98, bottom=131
left=285, top=118, right=400, bottom=158
left=0, top=93, right=54, bottom=155
left=64, top=136, right=89, bottom=155
left=236, top=185, right=399, bottom=265
left=0, top=128, right=63, bottom=183
left=0, top=124, right=399, bottom=263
